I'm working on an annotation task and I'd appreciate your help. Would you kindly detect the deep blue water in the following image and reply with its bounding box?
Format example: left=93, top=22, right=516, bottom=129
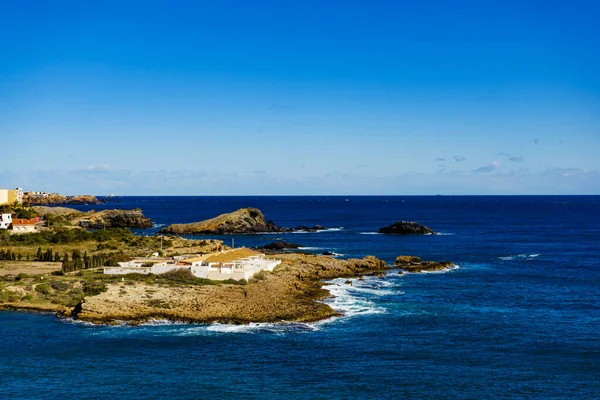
left=1, top=196, right=599, bottom=399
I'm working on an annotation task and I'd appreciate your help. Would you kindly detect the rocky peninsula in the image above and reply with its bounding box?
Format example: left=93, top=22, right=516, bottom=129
left=71, top=253, right=389, bottom=324
left=159, top=208, right=325, bottom=235
left=33, top=206, right=152, bottom=229
left=25, top=193, right=101, bottom=205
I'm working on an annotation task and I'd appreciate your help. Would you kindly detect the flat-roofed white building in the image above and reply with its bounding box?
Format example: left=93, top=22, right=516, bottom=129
left=103, top=248, right=281, bottom=281
left=0, top=213, right=12, bottom=230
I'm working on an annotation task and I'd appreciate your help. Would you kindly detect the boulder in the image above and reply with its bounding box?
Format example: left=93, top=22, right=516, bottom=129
left=378, top=221, right=434, bottom=235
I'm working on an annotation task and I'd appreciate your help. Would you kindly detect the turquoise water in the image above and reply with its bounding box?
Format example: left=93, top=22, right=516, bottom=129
left=1, top=196, right=599, bottom=399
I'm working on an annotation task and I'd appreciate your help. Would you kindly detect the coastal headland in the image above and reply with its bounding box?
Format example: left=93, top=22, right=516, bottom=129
left=159, top=207, right=325, bottom=234
left=1, top=204, right=453, bottom=325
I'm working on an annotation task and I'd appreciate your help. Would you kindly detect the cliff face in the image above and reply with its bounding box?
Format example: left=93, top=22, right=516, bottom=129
left=378, top=221, right=434, bottom=235
left=159, top=208, right=324, bottom=235
left=72, top=209, right=152, bottom=229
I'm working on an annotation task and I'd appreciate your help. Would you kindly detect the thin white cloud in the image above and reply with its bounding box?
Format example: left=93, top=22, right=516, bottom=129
left=454, top=155, right=466, bottom=162
left=473, top=161, right=500, bottom=174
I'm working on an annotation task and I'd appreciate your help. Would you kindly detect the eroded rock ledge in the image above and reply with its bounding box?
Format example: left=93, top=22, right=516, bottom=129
left=394, top=255, right=454, bottom=272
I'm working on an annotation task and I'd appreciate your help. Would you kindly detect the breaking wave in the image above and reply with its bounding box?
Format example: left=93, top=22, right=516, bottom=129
left=320, top=276, right=393, bottom=320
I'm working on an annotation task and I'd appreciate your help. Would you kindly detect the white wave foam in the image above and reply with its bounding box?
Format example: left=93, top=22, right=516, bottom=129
left=205, top=322, right=318, bottom=334
left=435, top=232, right=455, bottom=236
left=499, top=254, right=541, bottom=261
left=320, top=277, right=392, bottom=320
left=291, top=227, right=344, bottom=234
left=152, top=223, right=166, bottom=228
left=418, top=264, right=460, bottom=274
left=358, top=232, right=381, bottom=235
left=298, top=246, right=325, bottom=250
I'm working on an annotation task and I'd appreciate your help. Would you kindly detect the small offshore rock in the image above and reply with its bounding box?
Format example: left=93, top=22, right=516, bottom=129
left=378, top=221, right=434, bottom=235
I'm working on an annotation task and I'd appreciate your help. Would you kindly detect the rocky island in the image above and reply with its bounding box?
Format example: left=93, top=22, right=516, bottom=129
left=378, top=221, right=434, bottom=235
left=159, top=207, right=325, bottom=235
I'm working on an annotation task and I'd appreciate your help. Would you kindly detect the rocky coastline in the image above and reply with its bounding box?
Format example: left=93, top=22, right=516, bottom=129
left=25, top=194, right=101, bottom=205
left=70, top=253, right=389, bottom=324
left=33, top=206, right=152, bottom=229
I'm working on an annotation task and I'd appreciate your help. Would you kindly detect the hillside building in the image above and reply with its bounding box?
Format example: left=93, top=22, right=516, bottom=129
left=11, top=218, right=37, bottom=233
left=0, top=188, right=24, bottom=205
left=0, top=214, right=12, bottom=230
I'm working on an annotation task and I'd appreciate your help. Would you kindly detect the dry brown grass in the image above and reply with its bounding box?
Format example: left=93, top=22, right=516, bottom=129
left=0, top=261, right=62, bottom=276
left=203, top=247, right=262, bottom=263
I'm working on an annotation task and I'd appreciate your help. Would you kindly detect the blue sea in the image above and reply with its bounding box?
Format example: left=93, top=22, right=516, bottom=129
left=1, top=196, right=599, bottom=399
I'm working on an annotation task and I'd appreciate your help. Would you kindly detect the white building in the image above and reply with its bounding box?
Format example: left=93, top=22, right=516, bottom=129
left=103, top=248, right=281, bottom=281
left=0, top=214, right=12, bottom=230
left=189, top=254, right=281, bottom=281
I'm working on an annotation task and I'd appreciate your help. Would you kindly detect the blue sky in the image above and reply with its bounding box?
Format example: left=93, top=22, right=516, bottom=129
left=1, top=0, right=599, bottom=195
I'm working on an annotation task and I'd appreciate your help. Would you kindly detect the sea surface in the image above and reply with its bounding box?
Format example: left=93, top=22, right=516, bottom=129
left=1, top=196, right=599, bottom=399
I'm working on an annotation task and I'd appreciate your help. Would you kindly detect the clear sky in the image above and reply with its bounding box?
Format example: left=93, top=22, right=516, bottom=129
left=1, top=0, right=599, bottom=195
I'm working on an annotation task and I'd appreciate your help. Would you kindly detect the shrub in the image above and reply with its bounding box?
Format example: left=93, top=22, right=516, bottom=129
left=83, top=282, right=107, bottom=296
left=15, top=273, right=29, bottom=281
left=160, top=268, right=196, bottom=282
left=50, top=280, right=70, bottom=292
left=250, top=270, right=269, bottom=282
left=35, top=283, right=52, bottom=295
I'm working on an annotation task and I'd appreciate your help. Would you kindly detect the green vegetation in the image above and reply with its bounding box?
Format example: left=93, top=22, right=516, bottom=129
left=0, top=228, right=136, bottom=246
left=0, top=203, right=37, bottom=219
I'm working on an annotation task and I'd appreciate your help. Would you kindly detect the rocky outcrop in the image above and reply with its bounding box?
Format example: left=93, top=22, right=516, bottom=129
left=378, top=221, right=434, bottom=235
left=72, top=209, right=152, bottom=229
left=394, top=255, right=453, bottom=272
left=24, top=193, right=67, bottom=205
left=71, top=253, right=391, bottom=325
left=25, top=194, right=100, bottom=205
left=259, top=241, right=302, bottom=250
left=65, top=195, right=100, bottom=205
left=32, top=206, right=83, bottom=217
left=159, top=208, right=326, bottom=235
